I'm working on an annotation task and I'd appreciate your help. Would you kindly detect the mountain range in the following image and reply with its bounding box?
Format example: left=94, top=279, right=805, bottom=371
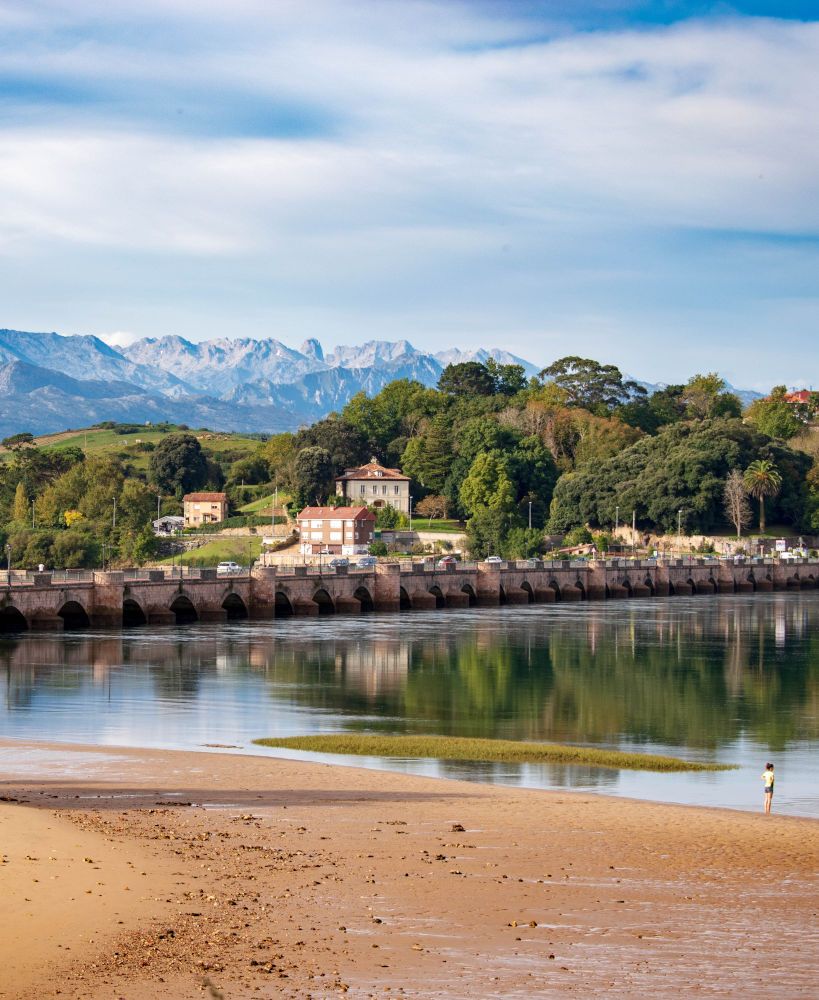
left=0, top=328, right=762, bottom=439
left=0, top=329, right=543, bottom=438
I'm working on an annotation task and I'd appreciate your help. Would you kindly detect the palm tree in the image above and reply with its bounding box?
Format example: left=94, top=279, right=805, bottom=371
left=743, top=459, right=782, bottom=533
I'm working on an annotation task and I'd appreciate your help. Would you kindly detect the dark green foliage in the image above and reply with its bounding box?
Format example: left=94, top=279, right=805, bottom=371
left=538, top=356, right=646, bottom=412
left=227, top=454, right=270, bottom=485
left=1, top=431, right=34, bottom=449
left=294, top=417, right=370, bottom=473
left=149, top=433, right=210, bottom=495
left=293, top=446, right=334, bottom=507
left=438, top=361, right=497, bottom=396
left=548, top=419, right=811, bottom=534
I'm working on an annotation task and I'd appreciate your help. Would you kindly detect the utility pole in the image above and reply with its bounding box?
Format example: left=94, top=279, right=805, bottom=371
left=409, top=495, right=413, bottom=534
left=632, top=509, right=636, bottom=558
left=31, top=500, right=35, bottom=528
left=112, top=496, right=117, bottom=531
left=677, top=508, right=682, bottom=556
left=528, top=501, right=532, bottom=531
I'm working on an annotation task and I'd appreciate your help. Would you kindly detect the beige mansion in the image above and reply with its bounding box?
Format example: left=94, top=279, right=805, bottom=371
left=335, top=459, right=410, bottom=514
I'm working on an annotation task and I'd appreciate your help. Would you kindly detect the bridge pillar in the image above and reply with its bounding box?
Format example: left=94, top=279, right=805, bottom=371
left=250, top=566, right=277, bottom=619
left=335, top=596, right=361, bottom=614
left=717, top=580, right=735, bottom=594
left=653, top=581, right=670, bottom=596
left=410, top=591, right=437, bottom=609
left=586, top=566, right=606, bottom=600
left=29, top=614, right=64, bottom=630
left=632, top=582, right=650, bottom=598
left=373, top=564, right=401, bottom=612
left=534, top=586, right=556, bottom=603
left=608, top=584, right=628, bottom=599
left=561, top=584, right=582, bottom=601
left=148, top=609, right=176, bottom=625
left=504, top=589, right=529, bottom=605
left=199, top=608, right=228, bottom=621
left=445, top=591, right=471, bottom=608
left=293, top=599, right=319, bottom=616
left=737, top=580, right=754, bottom=593
left=91, top=610, right=123, bottom=628
left=476, top=565, right=501, bottom=606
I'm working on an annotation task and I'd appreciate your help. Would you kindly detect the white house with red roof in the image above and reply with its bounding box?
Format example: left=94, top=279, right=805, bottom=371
left=335, top=458, right=410, bottom=514
left=296, top=506, right=376, bottom=557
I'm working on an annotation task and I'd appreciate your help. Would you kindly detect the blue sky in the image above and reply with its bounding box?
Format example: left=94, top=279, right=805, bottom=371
left=0, top=1, right=816, bottom=389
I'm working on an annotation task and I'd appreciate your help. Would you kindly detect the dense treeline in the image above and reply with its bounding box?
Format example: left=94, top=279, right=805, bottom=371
left=2, top=361, right=818, bottom=567
left=258, top=359, right=819, bottom=557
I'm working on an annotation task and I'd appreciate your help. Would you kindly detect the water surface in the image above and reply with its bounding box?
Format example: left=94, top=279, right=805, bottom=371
left=1, top=593, right=817, bottom=816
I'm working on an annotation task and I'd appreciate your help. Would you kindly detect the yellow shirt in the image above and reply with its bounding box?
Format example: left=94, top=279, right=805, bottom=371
left=762, top=769, right=775, bottom=790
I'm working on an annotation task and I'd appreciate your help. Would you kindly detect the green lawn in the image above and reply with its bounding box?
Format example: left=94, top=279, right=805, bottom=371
left=158, top=536, right=263, bottom=567
left=253, top=734, right=734, bottom=773
left=413, top=519, right=465, bottom=533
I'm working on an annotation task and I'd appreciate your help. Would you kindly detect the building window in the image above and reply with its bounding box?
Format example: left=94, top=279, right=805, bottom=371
left=330, top=519, right=342, bottom=529
left=394, top=485, right=399, bottom=494
left=372, top=485, right=378, bottom=494
left=382, top=485, right=387, bottom=495
left=359, top=485, right=365, bottom=495
left=330, top=531, right=342, bottom=542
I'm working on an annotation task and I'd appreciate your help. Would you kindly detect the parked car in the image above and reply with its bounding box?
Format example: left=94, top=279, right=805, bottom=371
left=357, top=556, right=378, bottom=568
left=436, top=555, right=458, bottom=568
left=484, top=555, right=503, bottom=564
left=328, top=557, right=349, bottom=569
left=216, top=561, right=242, bottom=575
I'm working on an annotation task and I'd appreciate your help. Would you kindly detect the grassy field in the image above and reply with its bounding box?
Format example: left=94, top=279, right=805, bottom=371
left=158, top=536, right=263, bottom=567
left=412, top=519, right=465, bottom=533
left=239, top=491, right=292, bottom=515
left=253, top=734, right=734, bottom=773
left=1, top=424, right=262, bottom=473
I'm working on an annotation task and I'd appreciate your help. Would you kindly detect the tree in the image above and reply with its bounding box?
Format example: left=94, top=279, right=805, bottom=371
left=261, top=433, right=298, bottom=487
left=149, top=433, right=209, bottom=495
left=294, top=417, right=370, bottom=473
left=681, top=373, right=742, bottom=421
left=293, top=447, right=334, bottom=507
left=485, top=358, right=527, bottom=396
left=459, top=452, right=516, bottom=516
left=744, top=389, right=802, bottom=440
left=723, top=470, right=752, bottom=537
left=743, top=459, right=782, bottom=533
left=538, top=356, right=646, bottom=412
left=2, top=432, right=34, bottom=450
left=12, top=482, right=29, bottom=524
left=437, top=362, right=496, bottom=397
left=415, top=494, right=449, bottom=524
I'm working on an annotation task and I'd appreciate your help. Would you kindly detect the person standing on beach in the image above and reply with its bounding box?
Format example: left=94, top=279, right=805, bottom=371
left=761, top=762, right=775, bottom=814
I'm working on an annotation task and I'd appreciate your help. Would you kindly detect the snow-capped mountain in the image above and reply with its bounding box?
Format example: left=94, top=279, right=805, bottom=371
left=0, top=328, right=762, bottom=438
left=0, top=329, right=539, bottom=437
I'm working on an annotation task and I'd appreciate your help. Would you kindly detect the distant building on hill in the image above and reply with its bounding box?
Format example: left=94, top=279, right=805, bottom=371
left=297, top=506, right=376, bottom=557
left=183, top=492, right=228, bottom=527
left=335, top=458, right=410, bottom=514
left=784, top=390, right=814, bottom=405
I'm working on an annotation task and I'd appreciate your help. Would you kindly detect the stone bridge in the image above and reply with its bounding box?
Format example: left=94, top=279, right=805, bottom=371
left=1, top=558, right=817, bottom=632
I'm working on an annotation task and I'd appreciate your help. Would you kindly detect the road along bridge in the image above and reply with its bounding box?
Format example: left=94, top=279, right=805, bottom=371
left=1, top=557, right=817, bottom=632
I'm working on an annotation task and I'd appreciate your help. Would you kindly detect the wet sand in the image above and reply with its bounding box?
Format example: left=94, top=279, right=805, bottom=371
left=0, top=739, right=817, bottom=998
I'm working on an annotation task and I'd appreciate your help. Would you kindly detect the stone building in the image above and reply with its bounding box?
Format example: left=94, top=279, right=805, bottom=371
left=335, top=459, right=410, bottom=514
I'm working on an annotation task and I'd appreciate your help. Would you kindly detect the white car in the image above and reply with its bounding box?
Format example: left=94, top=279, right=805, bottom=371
left=217, top=561, right=242, bottom=574
left=484, top=555, right=503, bottom=564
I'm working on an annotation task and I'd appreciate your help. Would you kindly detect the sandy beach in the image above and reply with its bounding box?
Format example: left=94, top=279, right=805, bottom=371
left=0, top=739, right=817, bottom=999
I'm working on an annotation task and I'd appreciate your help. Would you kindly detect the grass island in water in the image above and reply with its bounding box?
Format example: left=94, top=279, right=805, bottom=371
left=253, top=735, right=735, bottom=773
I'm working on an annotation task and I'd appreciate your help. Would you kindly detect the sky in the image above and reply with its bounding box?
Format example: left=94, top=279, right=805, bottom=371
left=0, top=1, right=816, bottom=390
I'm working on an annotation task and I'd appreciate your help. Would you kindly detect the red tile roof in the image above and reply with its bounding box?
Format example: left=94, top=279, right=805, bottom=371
left=183, top=492, right=227, bottom=502
left=297, top=506, right=376, bottom=521
left=336, top=460, right=409, bottom=482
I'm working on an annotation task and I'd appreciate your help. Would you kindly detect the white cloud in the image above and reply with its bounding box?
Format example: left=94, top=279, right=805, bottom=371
left=0, top=3, right=816, bottom=383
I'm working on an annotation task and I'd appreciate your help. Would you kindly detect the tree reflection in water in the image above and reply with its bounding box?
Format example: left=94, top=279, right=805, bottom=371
left=0, top=594, right=817, bottom=756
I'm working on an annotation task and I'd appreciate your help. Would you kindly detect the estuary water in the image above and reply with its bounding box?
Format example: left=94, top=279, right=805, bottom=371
left=1, top=592, right=817, bottom=817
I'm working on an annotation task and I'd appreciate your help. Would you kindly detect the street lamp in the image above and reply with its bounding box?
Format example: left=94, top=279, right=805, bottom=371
left=677, top=508, right=683, bottom=555
left=409, top=495, right=413, bottom=534
left=632, top=509, right=636, bottom=558
left=101, top=541, right=107, bottom=572
left=615, top=504, right=620, bottom=543
left=112, top=495, right=117, bottom=531
left=31, top=499, right=36, bottom=528
left=528, top=501, right=532, bottom=531
left=5, top=543, right=11, bottom=585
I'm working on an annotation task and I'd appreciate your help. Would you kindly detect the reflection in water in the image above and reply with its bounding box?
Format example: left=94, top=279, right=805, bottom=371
left=1, top=593, right=818, bottom=815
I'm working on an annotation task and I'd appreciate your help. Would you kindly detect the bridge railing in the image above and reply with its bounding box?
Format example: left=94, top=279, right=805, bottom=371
left=48, top=570, right=96, bottom=584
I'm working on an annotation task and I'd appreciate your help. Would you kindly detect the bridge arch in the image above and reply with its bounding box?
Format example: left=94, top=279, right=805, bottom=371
left=428, top=585, right=446, bottom=609
left=498, top=584, right=507, bottom=606
left=122, top=598, right=147, bottom=627
left=353, top=586, right=375, bottom=612
left=548, top=580, right=561, bottom=601
left=520, top=581, right=535, bottom=603
left=621, top=579, right=633, bottom=597
left=461, top=583, right=477, bottom=607
left=170, top=594, right=198, bottom=624
left=313, top=588, right=335, bottom=614
left=222, top=593, right=248, bottom=620
left=58, top=600, right=91, bottom=630
left=644, top=576, right=655, bottom=595
left=0, top=606, right=27, bottom=633
left=399, top=586, right=412, bottom=611
left=275, top=591, right=294, bottom=617
left=573, top=579, right=586, bottom=600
